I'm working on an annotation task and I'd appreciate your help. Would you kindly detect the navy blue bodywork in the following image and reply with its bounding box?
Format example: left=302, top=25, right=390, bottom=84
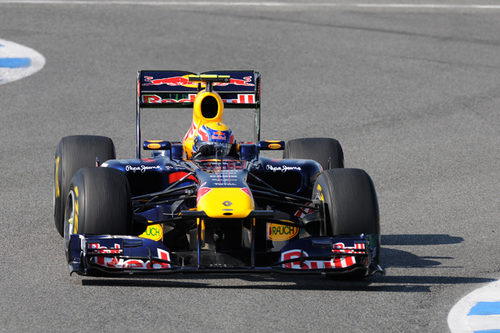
left=67, top=143, right=381, bottom=277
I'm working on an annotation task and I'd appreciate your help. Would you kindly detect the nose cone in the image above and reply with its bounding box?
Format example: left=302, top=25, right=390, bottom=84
left=197, top=187, right=254, bottom=218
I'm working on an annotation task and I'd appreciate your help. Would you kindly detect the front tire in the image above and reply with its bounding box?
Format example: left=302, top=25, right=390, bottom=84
left=313, top=169, right=380, bottom=279
left=64, top=167, right=132, bottom=240
left=54, top=135, right=115, bottom=236
left=313, top=168, right=379, bottom=236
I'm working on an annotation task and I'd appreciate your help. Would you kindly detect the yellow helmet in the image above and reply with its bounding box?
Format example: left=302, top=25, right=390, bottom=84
left=185, top=122, right=235, bottom=159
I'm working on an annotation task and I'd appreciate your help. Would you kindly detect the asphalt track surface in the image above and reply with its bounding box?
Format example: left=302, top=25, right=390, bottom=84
left=1, top=1, right=499, bottom=332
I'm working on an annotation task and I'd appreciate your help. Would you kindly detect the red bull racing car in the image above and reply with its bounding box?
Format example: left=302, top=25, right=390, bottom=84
left=54, top=70, right=382, bottom=279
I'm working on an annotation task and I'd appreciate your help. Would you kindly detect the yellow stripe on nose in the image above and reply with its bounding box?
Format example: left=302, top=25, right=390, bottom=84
left=197, top=188, right=254, bottom=218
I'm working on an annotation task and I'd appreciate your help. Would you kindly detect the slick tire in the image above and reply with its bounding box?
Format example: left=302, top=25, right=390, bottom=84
left=283, top=137, right=344, bottom=170
left=313, top=169, right=380, bottom=279
left=313, top=168, right=379, bottom=236
left=54, top=135, right=115, bottom=237
left=64, top=168, right=131, bottom=243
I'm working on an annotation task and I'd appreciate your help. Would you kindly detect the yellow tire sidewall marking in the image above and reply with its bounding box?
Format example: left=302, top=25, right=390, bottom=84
left=55, top=156, right=60, bottom=198
left=73, top=187, right=79, bottom=234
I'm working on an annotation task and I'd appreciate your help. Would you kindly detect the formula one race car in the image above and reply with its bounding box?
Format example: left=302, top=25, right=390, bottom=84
left=54, top=70, right=382, bottom=279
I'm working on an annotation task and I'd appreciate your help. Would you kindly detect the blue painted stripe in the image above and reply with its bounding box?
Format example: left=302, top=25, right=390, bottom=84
left=0, top=58, right=31, bottom=68
left=473, top=330, right=500, bottom=333
left=468, top=302, right=500, bottom=315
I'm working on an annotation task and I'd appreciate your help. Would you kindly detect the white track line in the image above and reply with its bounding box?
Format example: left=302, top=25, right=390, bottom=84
left=2, top=1, right=500, bottom=10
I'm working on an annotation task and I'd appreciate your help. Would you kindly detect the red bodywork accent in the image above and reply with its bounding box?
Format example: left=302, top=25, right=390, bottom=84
left=240, top=187, right=253, bottom=200
left=196, top=187, right=212, bottom=204
left=168, top=172, right=197, bottom=184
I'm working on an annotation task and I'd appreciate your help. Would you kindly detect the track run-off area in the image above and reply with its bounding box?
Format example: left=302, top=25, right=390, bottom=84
left=0, top=1, right=498, bottom=332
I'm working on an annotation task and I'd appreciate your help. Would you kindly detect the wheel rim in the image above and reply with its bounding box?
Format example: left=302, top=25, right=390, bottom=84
left=63, top=190, right=76, bottom=254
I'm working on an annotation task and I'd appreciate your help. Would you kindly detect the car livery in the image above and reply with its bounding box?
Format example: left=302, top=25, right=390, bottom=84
left=55, top=71, right=383, bottom=279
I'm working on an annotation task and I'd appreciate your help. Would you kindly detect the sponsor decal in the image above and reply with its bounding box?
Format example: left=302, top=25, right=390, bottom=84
left=222, top=201, right=232, bottom=207
left=281, top=243, right=362, bottom=270
left=332, top=242, right=366, bottom=254
left=223, top=94, right=255, bottom=104
left=267, top=222, right=299, bottom=241
left=139, top=224, right=163, bottom=242
left=143, top=75, right=254, bottom=88
left=142, top=94, right=196, bottom=104
left=88, top=243, right=170, bottom=269
left=125, top=164, right=161, bottom=173
left=205, top=170, right=241, bottom=186
left=211, top=130, right=227, bottom=141
left=143, top=76, right=190, bottom=86
left=142, top=93, right=255, bottom=104
left=202, top=161, right=245, bottom=170
left=266, top=165, right=302, bottom=173
left=88, top=242, right=121, bottom=254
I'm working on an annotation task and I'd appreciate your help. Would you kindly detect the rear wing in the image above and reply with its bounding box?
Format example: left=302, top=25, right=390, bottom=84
left=136, top=70, right=261, bottom=158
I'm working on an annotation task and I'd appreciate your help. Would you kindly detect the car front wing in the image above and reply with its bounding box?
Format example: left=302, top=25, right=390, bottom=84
left=67, top=234, right=381, bottom=277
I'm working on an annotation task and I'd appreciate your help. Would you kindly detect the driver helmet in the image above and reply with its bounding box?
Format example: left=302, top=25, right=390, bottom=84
left=192, top=122, right=235, bottom=157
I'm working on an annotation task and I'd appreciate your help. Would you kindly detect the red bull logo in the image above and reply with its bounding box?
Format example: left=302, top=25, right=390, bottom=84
left=223, top=77, right=255, bottom=87
left=281, top=249, right=357, bottom=270
left=211, top=130, right=227, bottom=141
left=88, top=243, right=171, bottom=269
left=142, top=94, right=196, bottom=104
left=143, top=75, right=254, bottom=87
left=143, top=76, right=191, bottom=86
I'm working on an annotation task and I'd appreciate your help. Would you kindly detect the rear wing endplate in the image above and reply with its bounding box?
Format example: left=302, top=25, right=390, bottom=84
left=136, top=70, right=261, bottom=158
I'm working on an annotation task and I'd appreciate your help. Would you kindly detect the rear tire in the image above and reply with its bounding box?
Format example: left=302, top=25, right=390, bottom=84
left=54, top=135, right=115, bottom=236
left=283, top=137, right=344, bottom=169
left=64, top=167, right=131, bottom=246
